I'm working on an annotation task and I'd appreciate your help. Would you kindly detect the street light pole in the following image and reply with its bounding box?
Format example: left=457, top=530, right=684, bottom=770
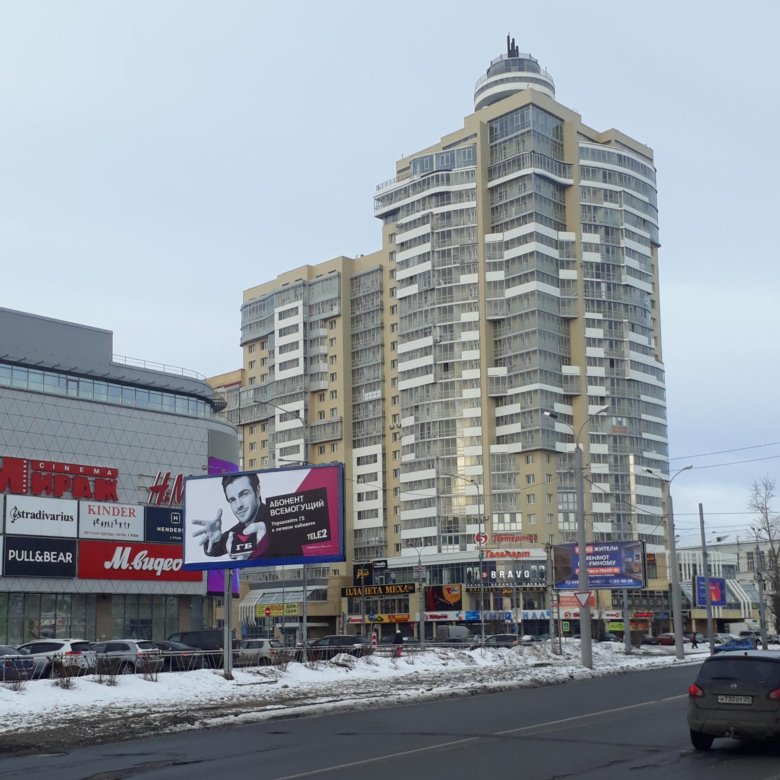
left=410, top=544, right=426, bottom=649
left=442, top=472, right=486, bottom=645
left=645, top=465, right=692, bottom=661
left=545, top=405, right=609, bottom=670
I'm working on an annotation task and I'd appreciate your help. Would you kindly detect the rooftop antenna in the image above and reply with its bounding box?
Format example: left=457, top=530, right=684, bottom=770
left=506, top=33, right=519, bottom=58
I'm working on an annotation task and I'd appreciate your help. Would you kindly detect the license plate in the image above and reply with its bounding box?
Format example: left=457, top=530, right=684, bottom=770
left=717, top=694, right=752, bottom=705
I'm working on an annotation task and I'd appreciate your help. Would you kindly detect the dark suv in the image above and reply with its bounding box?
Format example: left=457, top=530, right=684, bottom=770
left=167, top=630, right=237, bottom=668
left=688, top=650, right=780, bottom=749
left=300, top=635, right=372, bottom=662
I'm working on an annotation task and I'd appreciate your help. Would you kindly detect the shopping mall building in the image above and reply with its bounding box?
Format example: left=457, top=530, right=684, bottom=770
left=0, top=308, right=239, bottom=644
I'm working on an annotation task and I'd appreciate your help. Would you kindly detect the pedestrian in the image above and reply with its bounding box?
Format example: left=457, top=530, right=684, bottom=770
left=690, top=632, right=699, bottom=648
left=393, top=629, right=404, bottom=658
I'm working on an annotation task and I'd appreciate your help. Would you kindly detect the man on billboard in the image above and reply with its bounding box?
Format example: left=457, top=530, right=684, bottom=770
left=191, top=473, right=270, bottom=561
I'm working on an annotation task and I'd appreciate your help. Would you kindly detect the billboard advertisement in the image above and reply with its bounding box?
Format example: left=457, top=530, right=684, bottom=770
left=4, top=495, right=78, bottom=538
left=78, top=501, right=144, bottom=541
left=4, top=536, right=77, bottom=577
left=78, top=540, right=201, bottom=581
left=695, top=576, right=727, bottom=607
left=183, top=464, right=345, bottom=570
left=552, top=540, right=646, bottom=590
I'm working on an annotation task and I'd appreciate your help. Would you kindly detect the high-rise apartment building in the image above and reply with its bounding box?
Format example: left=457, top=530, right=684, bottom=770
left=227, top=39, right=671, bottom=639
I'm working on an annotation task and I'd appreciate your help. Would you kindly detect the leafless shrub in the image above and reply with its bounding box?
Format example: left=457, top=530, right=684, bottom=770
left=51, top=655, right=80, bottom=689
left=5, top=676, right=29, bottom=692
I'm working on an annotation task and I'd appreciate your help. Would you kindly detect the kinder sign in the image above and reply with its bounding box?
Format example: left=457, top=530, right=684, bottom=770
left=78, top=501, right=144, bottom=541
left=0, top=456, right=118, bottom=501
left=4, top=495, right=78, bottom=538
left=79, top=540, right=201, bottom=582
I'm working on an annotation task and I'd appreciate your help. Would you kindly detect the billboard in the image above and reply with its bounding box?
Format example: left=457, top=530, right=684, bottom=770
left=144, top=506, right=184, bottom=543
left=4, top=495, right=78, bottom=538
left=552, top=540, right=646, bottom=590
left=695, top=576, right=727, bottom=607
left=183, top=464, right=345, bottom=570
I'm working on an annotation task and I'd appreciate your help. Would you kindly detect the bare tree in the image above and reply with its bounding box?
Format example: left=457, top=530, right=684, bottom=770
left=748, top=477, right=780, bottom=633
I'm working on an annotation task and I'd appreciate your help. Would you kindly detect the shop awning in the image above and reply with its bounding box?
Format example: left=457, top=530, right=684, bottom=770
left=238, top=588, right=325, bottom=625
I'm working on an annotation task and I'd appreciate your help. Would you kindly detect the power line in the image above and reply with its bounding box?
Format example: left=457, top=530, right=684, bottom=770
left=670, top=441, right=780, bottom=461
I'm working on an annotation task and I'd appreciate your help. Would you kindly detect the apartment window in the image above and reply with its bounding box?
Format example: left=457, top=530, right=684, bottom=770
left=356, top=454, right=378, bottom=466
left=393, top=469, right=400, bottom=478
left=318, top=410, right=325, bottom=420
left=249, top=425, right=256, bottom=435
left=545, top=473, right=552, bottom=484
left=261, top=357, right=268, bottom=366
left=278, top=307, right=298, bottom=321
left=261, top=440, right=267, bottom=449
left=392, top=414, right=400, bottom=425
left=319, top=392, right=326, bottom=402
left=526, top=494, right=536, bottom=505
left=392, top=395, right=399, bottom=406
left=390, top=268, right=395, bottom=278
left=393, top=487, right=400, bottom=497
left=391, top=341, right=397, bottom=352
left=260, top=423, right=267, bottom=433
left=546, top=454, right=552, bottom=464
left=330, top=408, right=338, bottom=419
left=261, top=457, right=268, bottom=466
left=391, top=323, right=398, bottom=333
left=392, top=450, right=400, bottom=460
left=259, top=340, right=267, bottom=350
left=248, top=442, right=256, bottom=452
left=391, top=359, right=397, bottom=369
left=394, top=524, right=401, bottom=534
left=248, top=377, right=255, bottom=386
left=525, top=454, right=534, bottom=465
left=546, top=514, right=554, bottom=524
left=329, top=320, right=337, bottom=330
left=329, top=338, right=336, bottom=348
left=546, top=493, right=554, bottom=504
left=330, top=373, right=337, bottom=382
left=248, top=458, right=256, bottom=467
left=528, top=514, right=536, bottom=525
left=318, top=445, right=325, bottom=455
left=526, top=474, right=535, bottom=485
left=390, top=287, right=396, bottom=298
left=392, top=432, right=399, bottom=441
left=391, top=377, right=398, bottom=387
left=248, top=360, right=256, bottom=370
left=330, top=390, right=338, bottom=399
left=331, top=443, right=338, bottom=453
left=390, top=305, right=397, bottom=315
left=248, top=344, right=255, bottom=354
left=329, top=355, right=337, bottom=365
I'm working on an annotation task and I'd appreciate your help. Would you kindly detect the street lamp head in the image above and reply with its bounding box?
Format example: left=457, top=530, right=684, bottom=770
left=543, top=410, right=558, bottom=419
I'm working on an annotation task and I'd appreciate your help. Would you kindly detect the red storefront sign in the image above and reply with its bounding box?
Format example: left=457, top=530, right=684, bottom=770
left=79, top=540, right=201, bottom=581
left=0, top=456, right=118, bottom=501
left=146, top=471, right=185, bottom=506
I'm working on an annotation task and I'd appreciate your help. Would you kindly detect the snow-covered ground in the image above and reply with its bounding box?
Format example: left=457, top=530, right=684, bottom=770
left=0, top=640, right=710, bottom=751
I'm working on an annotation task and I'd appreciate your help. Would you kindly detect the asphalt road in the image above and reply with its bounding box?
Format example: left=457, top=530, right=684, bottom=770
left=2, top=663, right=780, bottom=780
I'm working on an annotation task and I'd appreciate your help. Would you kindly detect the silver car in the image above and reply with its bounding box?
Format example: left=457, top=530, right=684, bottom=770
left=688, top=650, right=780, bottom=749
left=237, top=638, right=286, bottom=666
left=92, top=639, right=164, bottom=675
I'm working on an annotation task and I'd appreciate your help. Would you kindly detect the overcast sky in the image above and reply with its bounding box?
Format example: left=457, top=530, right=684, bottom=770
left=2, top=1, right=778, bottom=539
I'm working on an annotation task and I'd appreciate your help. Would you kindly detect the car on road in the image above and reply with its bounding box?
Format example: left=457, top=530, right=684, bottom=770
left=300, top=635, right=372, bottom=661
left=0, top=645, right=35, bottom=681
left=687, top=649, right=780, bottom=749
left=92, top=639, right=165, bottom=675
left=151, top=640, right=205, bottom=672
left=713, top=636, right=759, bottom=654
left=237, top=638, right=286, bottom=666
left=655, top=633, right=690, bottom=646
left=16, top=639, right=97, bottom=678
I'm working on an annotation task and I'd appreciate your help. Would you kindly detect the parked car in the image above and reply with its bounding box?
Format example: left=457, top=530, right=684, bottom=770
left=0, top=645, right=35, bottom=681
left=688, top=649, right=780, bottom=749
left=16, top=639, right=97, bottom=678
left=150, top=640, right=205, bottom=672
left=640, top=634, right=659, bottom=645
left=92, top=640, right=164, bottom=675
left=300, top=635, right=372, bottom=661
left=237, top=638, right=286, bottom=666
left=655, top=633, right=690, bottom=646
left=597, top=633, right=621, bottom=643
left=483, top=634, right=520, bottom=648
left=167, top=630, right=237, bottom=668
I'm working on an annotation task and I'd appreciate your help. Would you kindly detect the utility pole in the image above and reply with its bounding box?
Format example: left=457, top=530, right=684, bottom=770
left=699, top=504, right=715, bottom=654
left=755, top=541, right=768, bottom=650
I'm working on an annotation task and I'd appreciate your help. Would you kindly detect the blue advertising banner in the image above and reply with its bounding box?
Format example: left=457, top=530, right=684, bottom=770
left=695, top=576, right=727, bottom=607
left=144, top=507, right=184, bottom=543
left=553, top=540, right=646, bottom=590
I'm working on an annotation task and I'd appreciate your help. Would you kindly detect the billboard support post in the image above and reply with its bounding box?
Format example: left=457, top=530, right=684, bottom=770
left=700, top=503, right=715, bottom=654
left=223, top=568, right=233, bottom=679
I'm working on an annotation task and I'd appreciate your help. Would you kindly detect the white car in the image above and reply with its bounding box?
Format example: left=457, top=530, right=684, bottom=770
left=17, top=638, right=97, bottom=678
left=238, top=638, right=286, bottom=666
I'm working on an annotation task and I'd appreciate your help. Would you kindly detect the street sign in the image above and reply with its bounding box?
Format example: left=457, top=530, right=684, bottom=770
left=475, top=531, right=488, bottom=546
left=368, top=612, right=376, bottom=622
left=264, top=606, right=271, bottom=617
left=575, top=591, right=591, bottom=608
